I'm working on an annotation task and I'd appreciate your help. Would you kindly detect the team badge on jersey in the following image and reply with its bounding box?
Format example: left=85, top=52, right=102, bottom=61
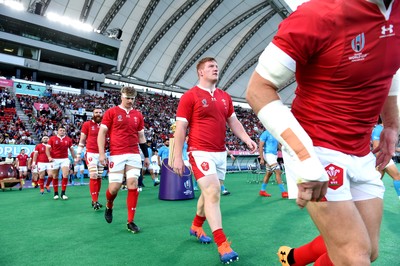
left=109, top=162, right=114, bottom=169
left=117, top=115, right=123, bottom=122
left=202, top=99, right=208, bottom=107
left=325, top=163, right=343, bottom=190
left=201, top=161, right=209, bottom=171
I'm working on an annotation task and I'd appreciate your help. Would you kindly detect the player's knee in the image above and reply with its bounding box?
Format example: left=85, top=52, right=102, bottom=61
left=126, top=178, right=138, bottom=189
left=108, top=172, right=123, bottom=183
left=202, top=184, right=220, bottom=202
left=126, top=168, right=140, bottom=179
left=338, top=241, right=372, bottom=265
left=88, top=166, right=98, bottom=179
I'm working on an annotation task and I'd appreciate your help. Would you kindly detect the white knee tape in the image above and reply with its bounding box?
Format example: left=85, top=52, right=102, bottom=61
left=108, top=173, right=123, bottom=183
left=126, top=168, right=140, bottom=179
left=88, top=166, right=98, bottom=176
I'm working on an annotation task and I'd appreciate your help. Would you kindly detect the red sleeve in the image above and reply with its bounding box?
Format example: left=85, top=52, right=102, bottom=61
left=226, top=93, right=234, bottom=118
left=101, top=108, right=113, bottom=129
left=176, top=90, right=194, bottom=122
left=81, top=121, right=89, bottom=136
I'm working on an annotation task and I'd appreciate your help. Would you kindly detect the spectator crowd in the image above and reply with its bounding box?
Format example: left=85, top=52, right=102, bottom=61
left=0, top=86, right=264, bottom=151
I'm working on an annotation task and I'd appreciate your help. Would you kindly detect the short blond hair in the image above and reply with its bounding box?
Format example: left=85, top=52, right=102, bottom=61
left=121, top=86, right=137, bottom=97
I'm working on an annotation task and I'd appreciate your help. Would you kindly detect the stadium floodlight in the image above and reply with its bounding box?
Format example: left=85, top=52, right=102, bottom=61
left=46, top=12, right=94, bottom=32
left=1, top=0, right=24, bottom=11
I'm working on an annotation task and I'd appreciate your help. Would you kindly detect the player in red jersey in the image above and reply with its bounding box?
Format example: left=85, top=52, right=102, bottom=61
left=15, top=148, right=28, bottom=181
left=98, top=87, right=150, bottom=233
left=246, top=0, right=400, bottom=265
left=172, top=57, right=257, bottom=264
left=32, top=136, right=54, bottom=195
left=28, top=151, right=38, bottom=188
left=46, top=127, right=76, bottom=200
left=76, top=107, right=105, bottom=210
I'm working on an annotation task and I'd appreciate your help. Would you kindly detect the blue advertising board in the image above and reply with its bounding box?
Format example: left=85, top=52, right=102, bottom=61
left=0, top=144, right=36, bottom=157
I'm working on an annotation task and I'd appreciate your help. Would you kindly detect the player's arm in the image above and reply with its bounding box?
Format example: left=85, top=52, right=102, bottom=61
left=246, top=43, right=327, bottom=182
left=138, top=130, right=150, bottom=167
left=374, top=98, right=399, bottom=170
left=32, top=151, right=38, bottom=166
left=15, top=157, right=19, bottom=169
left=69, top=145, right=76, bottom=161
left=227, top=115, right=257, bottom=153
left=373, top=69, right=400, bottom=169
left=226, top=146, right=235, bottom=160
left=98, top=125, right=108, bottom=165
left=76, top=132, right=87, bottom=162
left=45, top=144, right=53, bottom=162
left=246, top=42, right=328, bottom=206
left=172, top=120, right=188, bottom=176
left=259, top=140, right=265, bottom=164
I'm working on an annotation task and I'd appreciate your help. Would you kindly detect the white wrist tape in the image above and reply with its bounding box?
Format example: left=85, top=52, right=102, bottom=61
left=257, top=100, right=328, bottom=182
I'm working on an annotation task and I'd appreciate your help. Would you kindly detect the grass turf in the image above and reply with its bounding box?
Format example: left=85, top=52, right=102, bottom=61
left=0, top=171, right=398, bottom=266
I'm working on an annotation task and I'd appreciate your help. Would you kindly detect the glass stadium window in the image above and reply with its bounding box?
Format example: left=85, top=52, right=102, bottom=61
left=0, top=40, right=39, bottom=60
left=0, top=15, right=118, bottom=60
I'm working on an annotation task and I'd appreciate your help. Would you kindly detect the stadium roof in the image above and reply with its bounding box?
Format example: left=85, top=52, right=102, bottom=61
left=16, top=0, right=299, bottom=105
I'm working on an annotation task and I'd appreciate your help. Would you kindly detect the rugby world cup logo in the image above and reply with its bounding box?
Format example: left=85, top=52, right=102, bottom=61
left=183, top=178, right=193, bottom=195
left=351, top=33, right=365, bottom=53
left=184, top=179, right=191, bottom=190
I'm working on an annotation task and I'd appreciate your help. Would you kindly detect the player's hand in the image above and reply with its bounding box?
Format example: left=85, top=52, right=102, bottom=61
left=99, top=155, right=107, bottom=166
left=143, top=158, right=150, bottom=168
left=74, top=157, right=81, bottom=164
left=172, top=158, right=185, bottom=177
left=246, top=139, right=258, bottom=154
left=296, top=181, right=328, bottom=208
left=48, top=157, right=54, bottom=162
left=373, top=127, right=398, bottom=170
